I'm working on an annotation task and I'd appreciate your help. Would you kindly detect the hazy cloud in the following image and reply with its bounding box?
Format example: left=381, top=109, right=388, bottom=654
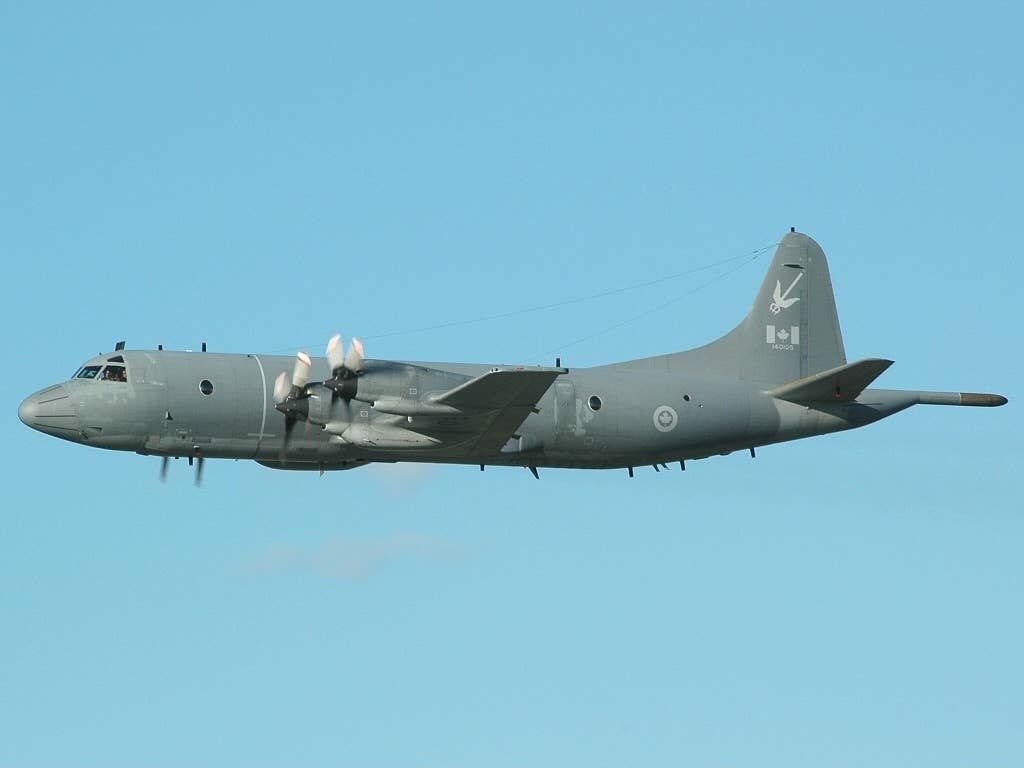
left=240, top=532, right=464, bottom=581
left=366, top=461, right=436, bottom=498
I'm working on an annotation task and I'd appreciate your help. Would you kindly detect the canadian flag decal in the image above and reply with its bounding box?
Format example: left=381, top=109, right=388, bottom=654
left=766, top=325, right=800, bottom=345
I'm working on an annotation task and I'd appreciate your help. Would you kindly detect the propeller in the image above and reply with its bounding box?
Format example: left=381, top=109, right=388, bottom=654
left=280, top=417, right=300, bottom=460
left=344, top=337, right=364, bottom=374
left=325, top=334, right=365, bottom=401
left=273, top=371, right=291, bottom=403
left=180, top=453, right=205, bottom=486
left=274, top=351, right=313, bottom=403
left=292, top=351, right=312, bottom=389
left=274, top=338, right=366, bottom=459
left=327, top=334, right=346, bottom=376
left=274, top=351, right=313, bottom=461
left=326, top=334, right=364, bottom=377
left=159, top=455, right=203, bottom=486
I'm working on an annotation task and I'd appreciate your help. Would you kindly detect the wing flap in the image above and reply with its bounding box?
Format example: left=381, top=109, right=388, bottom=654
left=769, top=358, right=893, bottom=404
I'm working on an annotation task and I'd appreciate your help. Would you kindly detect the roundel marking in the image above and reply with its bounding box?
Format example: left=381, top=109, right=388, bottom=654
left=653, top=405, right=678, bottom=432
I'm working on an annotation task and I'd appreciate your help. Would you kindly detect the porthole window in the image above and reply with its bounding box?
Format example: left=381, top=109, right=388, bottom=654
left=588, top=395, right=603, bottom=411
left=199, top=379, right=214, bottom=396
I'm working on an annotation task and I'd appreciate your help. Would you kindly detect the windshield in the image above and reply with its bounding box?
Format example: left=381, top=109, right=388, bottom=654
left=75, top=363, right=128, bottom=382
left=76, top=366, right=102, bottom=380
left=101, top=365, right=127, bottom=382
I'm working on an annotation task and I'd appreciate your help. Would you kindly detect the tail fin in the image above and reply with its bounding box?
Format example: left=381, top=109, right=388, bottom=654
left=674, top=231, right=847, bottom=386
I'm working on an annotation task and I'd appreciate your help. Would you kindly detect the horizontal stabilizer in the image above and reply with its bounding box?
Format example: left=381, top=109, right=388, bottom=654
left=769, top=358, right=894, bottom=404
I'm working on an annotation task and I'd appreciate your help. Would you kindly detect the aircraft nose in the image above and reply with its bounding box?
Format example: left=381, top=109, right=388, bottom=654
left=19, top=385, right=81, bottom=438
left=18, top=396, right=37, bottom=426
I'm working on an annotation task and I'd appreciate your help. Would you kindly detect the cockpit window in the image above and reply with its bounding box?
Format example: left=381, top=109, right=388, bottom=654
left=101, top=365, right=127, bottom=383
left=77, top=366, right=102, bottom=379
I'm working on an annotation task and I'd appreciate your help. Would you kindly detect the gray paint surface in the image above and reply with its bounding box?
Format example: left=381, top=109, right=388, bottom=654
left=19, top=232, right=1007, bottom=475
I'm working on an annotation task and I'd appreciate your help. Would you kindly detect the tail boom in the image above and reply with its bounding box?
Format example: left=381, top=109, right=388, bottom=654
left=916, top=391, right=1008, bottom=407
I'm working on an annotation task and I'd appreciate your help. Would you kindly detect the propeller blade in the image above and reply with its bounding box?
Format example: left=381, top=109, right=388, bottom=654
left=273, top=371, right=291, bottom=403
left=280, top=417, right=298, bottom=463
left=343, top=337, right=364, bottom=373
left=292, top=351, right=312, bottom=390
left=160, top=456, right=169, bottom=482
left=195, top=456, right=204, bottom=487
left=327, top=334, right=345, bottom=373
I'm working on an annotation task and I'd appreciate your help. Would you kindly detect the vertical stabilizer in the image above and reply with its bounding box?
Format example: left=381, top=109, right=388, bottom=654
left=672, top=231, right=846, bottom=386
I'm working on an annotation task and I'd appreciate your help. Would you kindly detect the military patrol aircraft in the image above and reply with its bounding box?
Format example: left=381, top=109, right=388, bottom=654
left=19, top=231, right=1006, bottom=484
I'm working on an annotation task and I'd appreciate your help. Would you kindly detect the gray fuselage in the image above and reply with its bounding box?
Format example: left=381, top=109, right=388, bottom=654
left=20, top=232, right=1003, bottom=474
left=19, top=348, right=911, bottom=472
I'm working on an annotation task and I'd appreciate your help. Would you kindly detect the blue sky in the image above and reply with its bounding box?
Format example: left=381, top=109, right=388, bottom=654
left=2, top=2, right=1021, bottom=766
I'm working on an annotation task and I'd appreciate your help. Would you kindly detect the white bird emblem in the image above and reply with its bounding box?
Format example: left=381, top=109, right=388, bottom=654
left=769, top=272, right=803, bottom=315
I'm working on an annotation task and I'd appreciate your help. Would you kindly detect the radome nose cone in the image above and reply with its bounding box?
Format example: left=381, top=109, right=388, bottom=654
left=18, top=385, right=80, bottom=436
left=18, top=395, right=38, bottom=426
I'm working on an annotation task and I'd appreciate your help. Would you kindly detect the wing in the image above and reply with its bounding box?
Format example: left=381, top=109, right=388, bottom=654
left=432, top=369, right=563, bottom=454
